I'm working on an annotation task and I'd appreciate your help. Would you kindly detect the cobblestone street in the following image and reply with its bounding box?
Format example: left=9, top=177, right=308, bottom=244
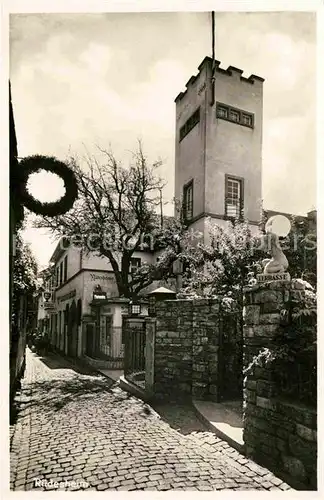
left=10, top=349, right=292, bottom=491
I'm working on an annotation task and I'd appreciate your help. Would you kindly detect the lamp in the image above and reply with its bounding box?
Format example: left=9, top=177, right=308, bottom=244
left=129, top=300, right=141, bottom=316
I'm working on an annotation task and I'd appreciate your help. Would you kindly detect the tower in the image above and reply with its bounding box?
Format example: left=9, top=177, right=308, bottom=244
left=174, top=57, right=264, bottom=239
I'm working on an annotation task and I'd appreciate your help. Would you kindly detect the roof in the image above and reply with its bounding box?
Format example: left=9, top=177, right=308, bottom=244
left=148, top=286, right=177, bottom=295
left=175, top=56, right=265, bottom=102
left=49, top=237, right=70, bottom=263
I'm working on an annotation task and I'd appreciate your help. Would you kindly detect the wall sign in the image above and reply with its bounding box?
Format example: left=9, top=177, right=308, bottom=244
left=90, top=273, right=115, bottom=282
left=257, top=273, right=290, bottom=283
left=198, top=81, right=206, bottom=95
left=93, top=285, right=107, bottom=301
left=93, top=292, right=107, bottom=300
left=44, top=302, right=55, bottom=310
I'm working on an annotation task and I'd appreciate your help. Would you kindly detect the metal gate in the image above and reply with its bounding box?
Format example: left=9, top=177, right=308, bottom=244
left=217, top=311, right=243, bottom=401
left=124, top=318, right=146, bottom=390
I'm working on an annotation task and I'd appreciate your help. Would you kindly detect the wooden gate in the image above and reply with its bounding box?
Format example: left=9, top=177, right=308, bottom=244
left=217, top=311, right=243, bottom=401
left=124, top=317, right=146, bottom=390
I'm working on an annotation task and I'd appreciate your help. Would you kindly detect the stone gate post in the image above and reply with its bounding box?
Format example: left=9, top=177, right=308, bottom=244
left=243, top=278, right=317, bottom=489
left=144, top=317, right=156, bottom=398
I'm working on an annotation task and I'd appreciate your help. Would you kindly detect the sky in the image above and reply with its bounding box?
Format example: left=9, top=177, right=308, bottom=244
left=9, top=11, right=316, bottom=268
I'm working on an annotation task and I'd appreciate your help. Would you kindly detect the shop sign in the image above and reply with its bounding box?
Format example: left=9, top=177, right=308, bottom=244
left=93, top=285, right=107, bottom=301
left=44, top=302, right=55, bottom=310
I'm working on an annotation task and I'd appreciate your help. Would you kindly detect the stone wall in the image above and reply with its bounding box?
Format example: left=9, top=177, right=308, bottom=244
left=152, top=298, right=238, bottom=401
left=154, top=300, right=193, bottom=399
left=243, top=279, right=317, bottom=490
left=191, top=299, right=220, bottom=399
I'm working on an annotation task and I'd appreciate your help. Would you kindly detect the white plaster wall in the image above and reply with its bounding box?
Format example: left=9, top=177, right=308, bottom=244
left=174, top=58, right=263, bottom=226
left=175, top=64, right=208, bottom=217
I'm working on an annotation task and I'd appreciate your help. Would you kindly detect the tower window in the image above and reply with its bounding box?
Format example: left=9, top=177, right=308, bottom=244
left=216, top=102, right=254, bottom=128
left=225, top=176, right=244, bottom=219
left=217, top=106, right=228, bottom=119
left=183, top=180, right=193, bottom=222
left=179, top=108, right=200, bottom=141
left=242, top=113, right=253, bottom=127
left=229, top=109, right=240, bottom=123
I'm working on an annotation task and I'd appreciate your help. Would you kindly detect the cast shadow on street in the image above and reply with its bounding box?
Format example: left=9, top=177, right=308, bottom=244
left=10, top=351, right=134, bottom=423
left=38, top=353, right=97, bottom=374
left=151, top=403, right=209, bottom=436
left=10, top=351, right=206, bottom=435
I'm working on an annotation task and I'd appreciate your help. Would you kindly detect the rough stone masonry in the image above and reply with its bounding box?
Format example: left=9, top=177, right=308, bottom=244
left=243, top=279, right=317, bottom=490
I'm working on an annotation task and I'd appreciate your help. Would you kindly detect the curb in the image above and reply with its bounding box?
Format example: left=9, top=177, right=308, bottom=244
left=96, top=369, right=120, bottom=385
left=119, top=375, right=150, bottom=402
left=192, top=401, right=246, bottom=455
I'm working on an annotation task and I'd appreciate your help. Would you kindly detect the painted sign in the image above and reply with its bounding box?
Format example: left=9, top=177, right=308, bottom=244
left=90, top=273, right=115, bottom=282
left=257, top=273, right=291, bottom=283
left=198, top=81, right=206, bottom=95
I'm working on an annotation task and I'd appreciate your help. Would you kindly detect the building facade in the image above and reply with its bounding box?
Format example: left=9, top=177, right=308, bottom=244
left=175, top=57, right=264, bottom=239
left=36, top=57, right=316, bottom=370
left=37, top=241, right=153, bottom=368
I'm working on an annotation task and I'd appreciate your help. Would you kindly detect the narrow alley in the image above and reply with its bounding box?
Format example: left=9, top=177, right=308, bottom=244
left=10, top=349, right=291, bottom=491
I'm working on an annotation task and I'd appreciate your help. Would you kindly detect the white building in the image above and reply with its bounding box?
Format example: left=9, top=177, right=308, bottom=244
left=37, top=240, right=155, bottom=368
left=175, top=57, right=264, bottom=240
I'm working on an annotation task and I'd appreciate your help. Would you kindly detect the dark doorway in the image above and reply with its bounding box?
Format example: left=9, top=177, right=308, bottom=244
left=68, top=300, right=78, bottom=358
left=217, top=311, right=243, bottom=402
left=85, top=323, right=95, bottom=358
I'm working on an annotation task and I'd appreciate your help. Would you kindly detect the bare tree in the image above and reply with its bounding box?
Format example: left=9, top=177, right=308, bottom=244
left=34, top=143, right=189, bottom=298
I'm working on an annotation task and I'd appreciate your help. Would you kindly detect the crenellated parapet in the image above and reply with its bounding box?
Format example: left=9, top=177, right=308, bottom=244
left=175, top=56, right=264, bottom=103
